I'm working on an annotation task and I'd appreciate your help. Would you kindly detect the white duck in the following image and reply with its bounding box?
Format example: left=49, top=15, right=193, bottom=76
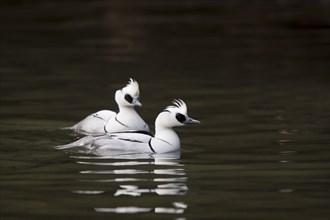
left=58, top=99, right=200, bottom=154
left=70, top=78, right=149, bottom=134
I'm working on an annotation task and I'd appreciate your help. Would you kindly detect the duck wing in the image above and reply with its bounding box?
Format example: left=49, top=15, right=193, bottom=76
left=92, top=132, right=154, bottom=153
left=70, top=110, right=116, bottom=134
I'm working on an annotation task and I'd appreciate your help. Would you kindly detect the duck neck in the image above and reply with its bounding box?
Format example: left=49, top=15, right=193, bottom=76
left=115, top=106, right=139, bottom=125
left=118, top=105, right=137, bottom=115
left=155, top=124, right=180, bottom=148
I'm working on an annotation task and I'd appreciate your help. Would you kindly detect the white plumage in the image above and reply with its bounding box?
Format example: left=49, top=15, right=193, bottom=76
left=57, top=99, right=200, bottom=154
left=69, top=78, right=149, bottom=134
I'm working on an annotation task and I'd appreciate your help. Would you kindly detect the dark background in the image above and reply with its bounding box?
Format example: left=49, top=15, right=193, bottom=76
left=0, top=1, right=329, bottom=220
left=1, top=0, right=329, bottom=81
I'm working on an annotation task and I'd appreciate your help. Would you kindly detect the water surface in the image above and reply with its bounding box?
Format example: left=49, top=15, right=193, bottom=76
left=1, top=1, right=329, bottom=220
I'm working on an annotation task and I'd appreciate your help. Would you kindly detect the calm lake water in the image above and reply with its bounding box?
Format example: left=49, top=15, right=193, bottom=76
left=1, top=0, right=329, bottom=220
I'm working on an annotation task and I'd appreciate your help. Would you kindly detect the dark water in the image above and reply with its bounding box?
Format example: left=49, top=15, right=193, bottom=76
left=1, top=0, right=330, bottom=219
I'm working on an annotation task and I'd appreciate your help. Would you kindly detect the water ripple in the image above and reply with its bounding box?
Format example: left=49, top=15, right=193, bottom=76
left=94, top=202, right=188, bottom=214
left=80, top=169, right=151, bottom=175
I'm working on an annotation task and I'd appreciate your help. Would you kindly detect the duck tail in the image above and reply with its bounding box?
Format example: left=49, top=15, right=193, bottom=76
left=55, top=135, right=94, bottom=150
left=61, top=124, right=78, bottom=130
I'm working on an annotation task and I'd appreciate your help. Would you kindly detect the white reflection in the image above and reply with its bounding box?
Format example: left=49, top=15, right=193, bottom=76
left=153, top=159, right=184, bottom=166
left=76, top=161, right=152, bottom=166
left=72, top=190, right=104, bottom=195
left=155, top=207, right=184, bottom=214
left=154, top=177, right=187, bottom=182
left=95, top=202, right=188, bottom=214
left=114, top=185, right=147, bottom=197
left=80, top=169, right=150, bottom=174
left=279, top=129, right=292, bottom=135
left=79, top=178, right=147, bottom=183
left=80, top=168, right=186, bottom=176
left=80, top=169, right=185, bottom=175
left=113, top=183, right=188, bottom=197
left=279, top=151, right=298, bottom=155
left=154, top=169, right=186, bottom=175
left=279, top=188, right=295, bottom=193
left=173, top=202, right=188, bottom=209
left=155, top=183, right=188, bottom=195
left=277, top=139, right=294, bottom=145
left=279, top=129, right=299, bottom=135
left=76, top=158, right=183, bottom=167
left=72, top=150, right=188, bottom=215
left=95, top=207, right=152, bottom=213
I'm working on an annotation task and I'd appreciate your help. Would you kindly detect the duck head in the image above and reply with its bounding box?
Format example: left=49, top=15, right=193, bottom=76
left=115, top=78, right=142, bottom=107
left=156, top=99, right=200, bottom=129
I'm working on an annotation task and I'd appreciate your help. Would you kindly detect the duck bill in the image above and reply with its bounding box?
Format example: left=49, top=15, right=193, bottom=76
left=184, top=117, right=200, bottom=124
left=133, top=98, right=142, bottom=107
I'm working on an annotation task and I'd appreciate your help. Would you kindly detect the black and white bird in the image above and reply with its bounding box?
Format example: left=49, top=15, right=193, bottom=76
left=58, top=99, right=200, bottom=154
left=69, top=78, right=149, bottom=134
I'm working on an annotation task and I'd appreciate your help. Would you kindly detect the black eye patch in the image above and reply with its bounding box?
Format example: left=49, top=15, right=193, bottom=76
left=124, top=94, right=133, bottom=103
left=176, top=113, right=186, bottom=123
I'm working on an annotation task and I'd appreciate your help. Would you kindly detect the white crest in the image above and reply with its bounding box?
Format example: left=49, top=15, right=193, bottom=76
left=123, top=78, right=140, bottom=97
left=165, top=99, right=187, bottom=114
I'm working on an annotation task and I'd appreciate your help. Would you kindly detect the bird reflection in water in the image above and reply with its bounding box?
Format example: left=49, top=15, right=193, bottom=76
left=71, top=151, right=189, bottom=214
left=95, top=201, right=188, bottom=214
